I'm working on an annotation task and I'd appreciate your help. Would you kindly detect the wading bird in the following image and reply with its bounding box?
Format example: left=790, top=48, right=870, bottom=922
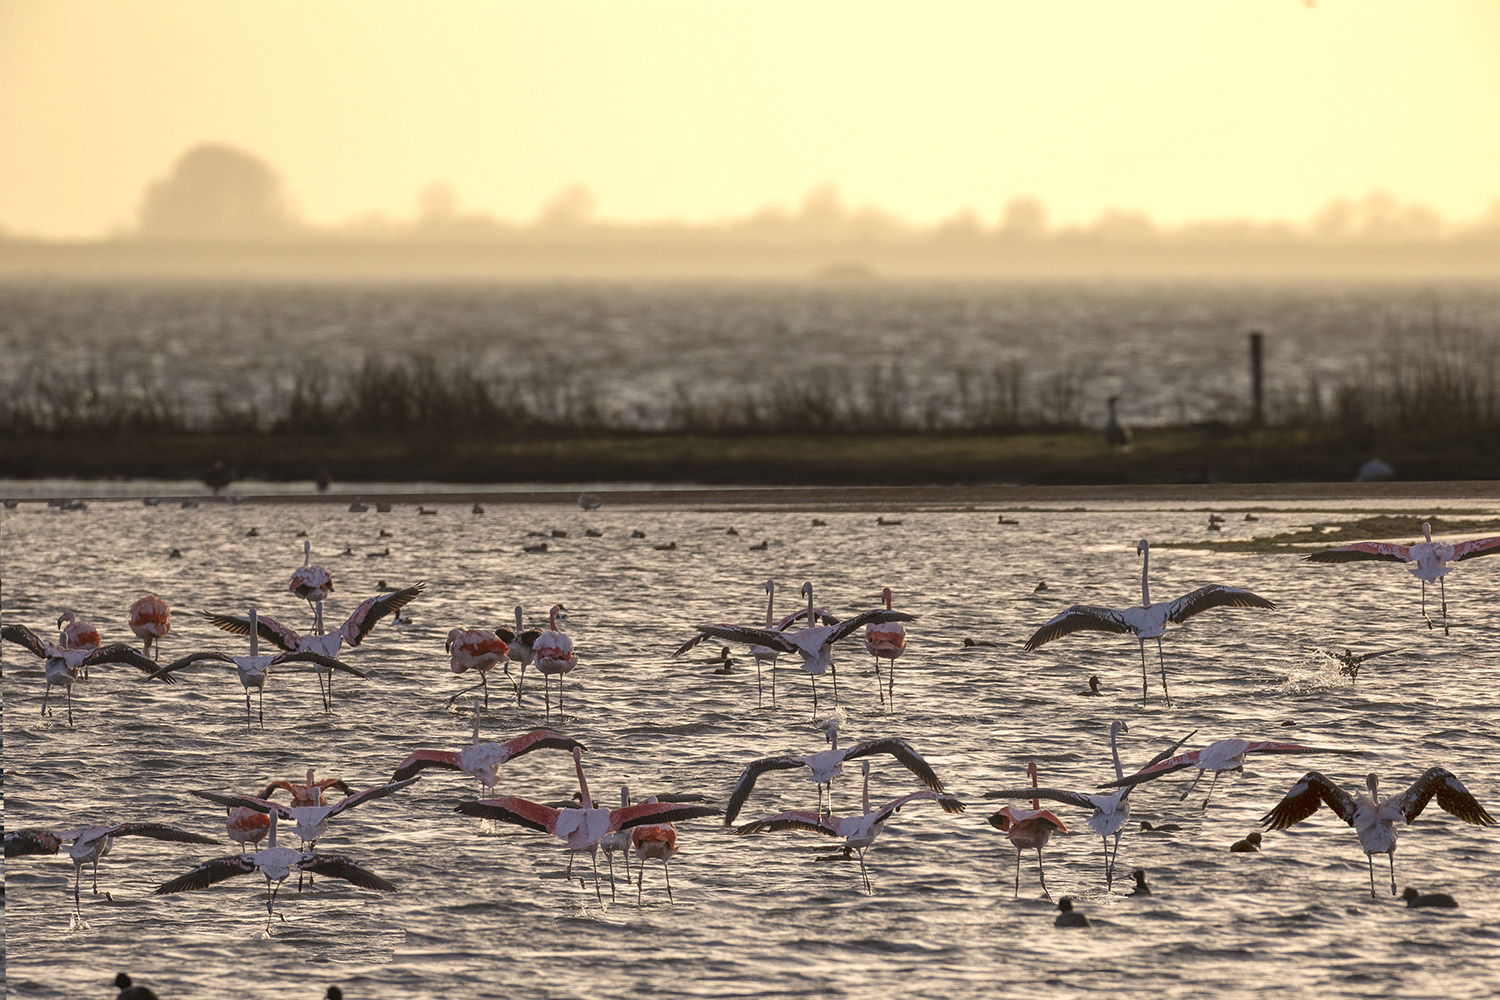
left=533, top=604, right=578, bottom=721
left=1, top=623, right=184, bottom=725
left=1023, top=539, right=1276, bottom=705
left=154, top=812, right=396, bottom=922
left=444, top=627, right=510, bottom=709
left=1259, top=767, right=1495, bottom=897
left=630, top=795, right=684, bottom=904
left=1306, top=522, right=1500, bottom=634
left=288, top=540, right=335, bottom=633
left=989, top=762, right=1068, bottom=899
left=392, top=703, right=587, bottom=790
left=673, top=580, right=833, bottom=709
left=6, top=822, right=216, bottom=913
left=455, top=747, right=719, bottom=902
left=1102, top=736, right=1363, bottom=809
left=495, top=606, right=541, bottom=705
left=128, top=594, right=171, bottom=660
left=190, top=777, right=418, bottom=853
left=864, top=587, right=907, bottom=709
left=736, top=760, right=965, bottom=894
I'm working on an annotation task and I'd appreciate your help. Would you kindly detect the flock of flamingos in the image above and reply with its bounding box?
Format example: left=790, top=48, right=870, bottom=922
left=4, top=517, right=1499, bottom=932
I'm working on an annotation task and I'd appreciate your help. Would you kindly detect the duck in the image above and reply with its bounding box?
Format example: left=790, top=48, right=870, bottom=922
left=1230, top=831, right=1262, bottom=852
left=1127, top=867, right=1151, bottom=896
left=1401, top=886, right=1458, bottom=908
left=1054, top=897, right=1091, bottom=928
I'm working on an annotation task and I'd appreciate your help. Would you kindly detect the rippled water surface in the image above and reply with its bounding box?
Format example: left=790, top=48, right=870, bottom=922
left=4, top=493, right=1500, bottom=999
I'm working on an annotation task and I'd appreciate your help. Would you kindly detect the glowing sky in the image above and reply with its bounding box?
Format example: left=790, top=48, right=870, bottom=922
left=2, top=0, right=1498, bottom=238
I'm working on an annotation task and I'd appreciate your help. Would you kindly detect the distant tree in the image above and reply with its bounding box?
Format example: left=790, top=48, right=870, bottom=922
left=136, top=143, right=300, bottom=240
left=998, top=196, right=1048, bottom=240
left=535, top=184, right=598, bottom=229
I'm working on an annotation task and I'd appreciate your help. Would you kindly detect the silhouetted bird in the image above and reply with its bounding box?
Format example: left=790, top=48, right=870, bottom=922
left=1104, top=396, right=1131, bottom=448
left=1230, top=831, right=1263, bottom=853
left=1401, top=886, right=1458, bottom=908
left=115, top=973, right=160, bottom=1000
left=1054, top=897, right=1091, bottom=927
left=203, top=461, right=234, bottom=495
left=1128, top=867, right=1151, bottom=896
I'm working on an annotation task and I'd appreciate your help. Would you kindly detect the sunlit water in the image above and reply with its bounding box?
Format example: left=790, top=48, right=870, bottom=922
left=4, top=493, right=1500, bottom=999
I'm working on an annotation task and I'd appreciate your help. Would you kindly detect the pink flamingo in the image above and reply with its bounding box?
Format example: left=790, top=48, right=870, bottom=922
left=128, top=595, right=171, bottom=660
left=864, top=587, right=907, bottom=709
left=1101, top=736, right=1363, bottom=809
left=1307, top=521, right=1500, bottom=634
left=445, top=628, right=510, bottom=709
left=6, top=821, right=216, bottom=913
left=257, top=768, right=354, bottom=807
left=495, top=605, right=541, bottom=705
left=57, top=610, right=101, bottom=649
left=1024, top=539, right=1276, bottom=705
left=391, top=704, right=587, bottom=789
left=456, top=747, right=718, bottom=902
left=1261, top=767, right=1496, bottom=896
left=736, top=760, right=965, bottom=893
left=288, top=540, right=335, bottom=633
left=630, top=796, right=683, bottom=904
left=989, top=762, right=1069, bottom=899
left=533, top=604, right=578, bottom=721
left=225, top=807, right=271, bottom=850
left=2, top=623, right=183, bottom=725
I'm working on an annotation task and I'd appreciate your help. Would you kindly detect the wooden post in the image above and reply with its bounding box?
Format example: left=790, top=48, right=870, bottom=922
left=1248, top=331, right=1264, bottom=427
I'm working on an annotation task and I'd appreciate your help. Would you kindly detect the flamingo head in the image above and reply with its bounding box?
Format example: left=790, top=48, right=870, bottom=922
left=514, top=605, right=524, bottom=629
left=445, top=628, right=462, bottom=653
left=1365, top=773, right=1380, bottom=797
left=1111, top=720, right=1129, bottom=737
left=1137, top=539, right=1149, bottom=557
left=1027, top=760, right=1039, bottom=787
left=303, top=539, right=312, bottom=563
left=548, top=604, right=566, bottom=629
left=1421, top=521, right=1433, bottom=541
left=801, top=581, right=813, bottom=601
left=881, top=587, right=893, bottom=610
left=57, top=610, right=78, bottom=628
left=765, top=579, right=775, bottom=596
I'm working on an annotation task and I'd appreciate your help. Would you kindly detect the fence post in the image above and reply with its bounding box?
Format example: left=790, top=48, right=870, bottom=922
left=1249, top=330, right=1264, bottom=427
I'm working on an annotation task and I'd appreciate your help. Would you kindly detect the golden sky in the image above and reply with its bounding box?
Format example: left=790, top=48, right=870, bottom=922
left=3, top=0, right=1498, bottom=239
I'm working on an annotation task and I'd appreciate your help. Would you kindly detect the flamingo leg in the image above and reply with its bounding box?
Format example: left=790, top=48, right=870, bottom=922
left=516, top=662, right=527, bottom=706
left=1036, top=848, right=1052, bottom=900
left=831, top=663, right=840, bottom=703
left=42, top=680, right=51, bottom=718
left=1367, top=853, right=1376, bottom=897
left=887, top=658, right=895, bottom=708
left=73, top=862, right=84, bottom=912
left=1439, top=576, right=1449, bottom=635
left=1156, top=637, right=1172, bottom=706
left=590, top=848, right=603, bottom=903
left=874, top=656, right=886, bottom=709
left=1179, top=768, right=1209, bottom=802
left=258, top=685, right=265, bottom=726
left=637, top=858, right=645, bottom=905
left=1013, top=848, right=1022, bottom=898
left=664, top=859, right=674, bottom=904
left=315, top=669, right=329, bottom=712
left=771, top=659, right=777, bottom=708
left=482, top=671, right=490, bottom=710
left=810, top=676, right=819, bottom=718
left=544, top=676, right=552, bottom=722
left=1102, top=837, right=1112, bottom=888
left=327, top=666, right=334, bottom=711
left=1199, top=769, right=1224, bottom=810
left=858, top=849, right=872, bottom=894
left=66, top=685, right=73, bottom=725
left=1387, top=853, right=1397, bottom=895
left=755, top=660, right=764, bottom=708
left=447, top=675, right=490, bottom=708
left=1421, top=580, right=1432, bottom=629
left=1138, top=639, right=1150, bottom=703
left=605, top=848, right=616, bottom=901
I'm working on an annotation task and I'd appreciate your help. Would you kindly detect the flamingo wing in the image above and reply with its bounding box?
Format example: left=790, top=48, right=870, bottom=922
left=297, top=854, right=398, bottom=891
left=1133, top=729, right=1200, bottom=773
left=153, top=855, right=257, bottom=894
left=146, top=650, right=235, bottom=681
left=5, top=828, right=63, bottom=857
left=869, top=790, right=966, bottom=825
left=843, top=738, right=944, bottom=792
left=687, top=624, right=798, bottom=655
left=824, top=609, right=918, bottom=646
left=1259, top=771, right=1360, bottom=830
left=190, top=790, right=291, bottom=818
left=1165, top=585, right=1277, bottom=623
left=1023, top=605, right=1135, bottom=650
left=455, top=796, right=559, bottom=834
left=339, top=582, right=425, bottom=646
left=735, top=810, right=841, bottom=837
left=391, top=750, right=465, bottom=782
left=1397, top=766, right=1497, bottom=826
left=1239, top=741, right=1362, bottom=760
left=983, top=786, right=1098, bottom=811
left=612, top=802, right=720, bottom=831
left=198, top=610, right=300, bottom=652
left=1, top=623, right=48, bottom=658
left=325, top=777, right=418, bottom=817
left=109, top=823, right=218, bottom=846
left=724, top=756, right=815, bottom=824
left=1305, top=542, right=1411, bottom=564
left=1100, top=749, right=1202, bottom=788
left=80, top=643, right=180, bottom=681
left=1453, top=535, right=1500, bottom=562
left=271, top=650, right=370, bottom=677
left=500, top=729, right=588, bottom=760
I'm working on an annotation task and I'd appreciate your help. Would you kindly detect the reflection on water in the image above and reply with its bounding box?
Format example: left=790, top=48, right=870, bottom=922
left=3, top=494, right=1499, bottom=999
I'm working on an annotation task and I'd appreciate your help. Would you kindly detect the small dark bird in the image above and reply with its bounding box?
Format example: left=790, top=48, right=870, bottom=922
left=1318, top=647, right=1395, bottom=682
left=876, top=516, right=902, bottom=526
left=997, top=515, right=1020, bottom=525
left=551, top=529, right=567, bottom=538
left=1076, top=675, right=1101, bottom=696
left=1245, top=513, right=1259, bottom=522
left=1033, top=580, right=1049, bottom=593
left=378, top=529, right=392, bottom=538
left=811, top=519, right=827, bottom=526
left=1139, top=821, right=1181, bottom=834
left=653, top=541, right=677, bottom=551
left=585, top=528, right=603, bottom=537
left=631, top=529, right=646, bottom=538
left=168, top=548, right=182, bottom=559
left=961, top=637, right=998, bottom=648
left=115, top=973, right=160, bottom=1000
left=726, top=527, right=739, bottom=536
left=1054, top=897, right=1091, bottom=928
left=472, top=503, right=484, bottom=515
left=1104, top=396, right=1131, bottom=449
left=204, top=460, right=234, bottom=494
left=327, top=988, right=345, bottom=1000
left=1128, top=867, right=1151, bottom=896
left=1401, top=886, right=1458, bottom=908
left=245, top=528, right=259, bottom=537
left=748, top=540, right=769, bottom=551
left=1230, top=831, right=1263, bottom=853
left=522, top=542, right=548, bottom=553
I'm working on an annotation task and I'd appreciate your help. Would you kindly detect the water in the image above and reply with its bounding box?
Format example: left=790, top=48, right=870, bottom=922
left=3, top=279, right=1499, bottom=428
left=4, top=492, right=1500, bottom=999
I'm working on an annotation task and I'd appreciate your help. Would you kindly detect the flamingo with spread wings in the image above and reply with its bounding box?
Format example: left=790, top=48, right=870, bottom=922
left=989, top=762, right=1069, bottom=899
left=6, top=821, right=216, bottom=913
left=1101, top=736, right=1363, bottom=809
left=392, top=703, right=587, bottom=789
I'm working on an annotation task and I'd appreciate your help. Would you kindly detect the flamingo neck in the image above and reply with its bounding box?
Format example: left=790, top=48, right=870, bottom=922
left=883, top=587, right=893, bottom=611
left=804, top=584, right=814, bottom=625
left=1422, top=522, right=1433, bottom=542
left=574, top=750, right=592, bottom=810
left=549, top=606, right=561, bottom=630
left=1110, top=723, right=1125, bottom=781
left=303, top=540, right=311, bottom=565
left=764, top=581, right=775, bottom=627
left=1028, top=762, right=1040, bottom=810
left=861, top=763, right=871, bottom=815
left=1139, top=543, right=1151, bottom=607
left=267, top=811, right=278, bottom=850
left=248, top=608, right=259, bottom=656
left=471, top=702, right=481, bottom=743
left=515, top=606, right=524, bottom=631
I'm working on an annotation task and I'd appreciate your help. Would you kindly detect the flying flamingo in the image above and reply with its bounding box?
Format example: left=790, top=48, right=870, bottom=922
left=445, top=628, right=510, bottom=709
left=1101, top=736, right=1363, bottom=809
left=1023, top=539, right=1276, bottom=705
left=288, top=540, right=335, bottom=633
left=736, top=759, right=965, bottom=894
left=681, top=582, right=916, bottom=716
left=864, top=587, right=907, bottom=709
left=722, top=713, right=945, bottom=824
left=1260, top=767, right=1496, bottom=897
left=984, top=723, right=1197, bottom=888
left=5, top=821, right=216, bottom=913
left=989, top=761, right=1069, bottom=899
left=455, top=747, right=719, bottom=902
left=202, top=582, right=423, bottom=710
left=533, top=604, right=579, bottom=721
left=1306, top=521, right=1500, bottom=634
left=495, top=606, right=541, bottom=705
left=1, top=623, right=185, bottom=725
left=391, top=703, right=587, bottom=790
left=153, top=811, right=396, bottom=921
left=127, top=595, right=171, bottom=661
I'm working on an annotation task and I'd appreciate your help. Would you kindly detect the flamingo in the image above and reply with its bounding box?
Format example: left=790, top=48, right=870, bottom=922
left=153, top=811, right=396, bottom=921
left=1259, top=767, right=1495, bottom=897
left=257, top=768, right=354, bottom=807
left=1023, top=539, right=1276, bottom=705
left=681, top=582, right=916, bottom=716
left=629, top=795, right=686, bottom=904
left=989, top=762, right=1069, bottom=899
left=864, top=587, right=907, bottom=709
left=1306, top=521, right=1500, bottom=634
left=599, top=786, right=635, bottom=893
left=983, top=722, right=1196, bottom=888
left=1101, top=736, right=1363, bottom=809
left=57, top=609, right=101, bottom=649
left=747, top=580, right=780, bottom=707
left=391, top=704, right=587, bottom=789
left=288, top=540, right=335, bottom=633
left=495, top=605, right=541, bottom=705
left=444, top=628, right=510, bottom=709
left=722, top=713, right=945, bottom=824
left=128, top=595, right=171, bottom=660
left=533, top=604, right=579, bottom=721
left=190, top=776, right=418, bottom=851
left=225, top=807, right=272, bottom=850
left=5, top=821, right=216, bottom=913
left=736, top=760, right=965, bottom=894
left=202, top=582, right=422, bottom=710
left=2, top=623, right=184, bottom=725
left=455, top=747, right=719, bottom=902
